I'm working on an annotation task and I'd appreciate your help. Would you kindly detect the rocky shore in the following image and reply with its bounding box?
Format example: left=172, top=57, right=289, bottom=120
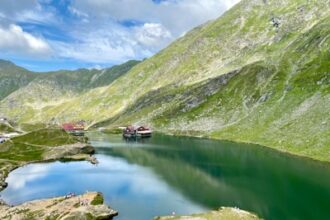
left=155, top=207, right=260, bottom=220
left=0, top=192, right=118, bottom=220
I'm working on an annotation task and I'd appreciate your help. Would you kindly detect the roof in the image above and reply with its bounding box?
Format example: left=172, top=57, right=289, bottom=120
left=62, top=123, right=84, bottom=131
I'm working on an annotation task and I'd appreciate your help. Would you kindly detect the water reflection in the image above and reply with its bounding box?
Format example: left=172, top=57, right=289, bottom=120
left=1, top=154, right=205, bottom=220
left=1, top=132, right=330, bottom=220
left=7, top=164, right=50, bottom=190
left=94, top=133, right=330, bottom=220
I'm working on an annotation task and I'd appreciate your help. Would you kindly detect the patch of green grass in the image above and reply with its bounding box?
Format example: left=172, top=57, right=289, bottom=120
left=45, top=214, right=60, bottom=220
left=90, top=193, right=104, bottom=206
left=0, top=123, right=16, bottom=133
left=101, top=128, right=123, bottom=134
left=13, top=128, right=78, bottom=147
left=19, top=123, right=51, bottom=132
left=0, top=128, right=80, bottom=162
left=73, top=202, right=80, bottom=208
left=0, top=142, right=44, bottom=161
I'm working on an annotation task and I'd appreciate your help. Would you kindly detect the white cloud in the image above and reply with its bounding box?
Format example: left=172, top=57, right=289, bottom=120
left=56, top=0, right=241, bottom=63
left=51, top=20, right=174, bottom=63
left=52, top=25, right=136, bottom=63
left=7, top=164, right=49, bottom=190
left=0, top=0, right=241, bottom=66
left=0, top=0, right=57, bottom=26
left=16, top=9, right=57, bottom=25
left=71, top=0, right=241, bottom=36
left=0, top=24, right=51, bottom=56
left=68, top=6, right=89, bottom=20
left=135, top=23, right=172, bottom=47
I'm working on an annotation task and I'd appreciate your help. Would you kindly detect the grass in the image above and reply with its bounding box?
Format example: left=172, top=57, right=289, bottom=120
left=100, top=128, right=123, bottom=134
left=13, top=128, right=78, bottom=147
left=0, top=128, right=82, bottom=162
left=0, top=1, right=329, bottom=164
left=98, top=14, right=330, bottom=163
left=0, top=142, right=44, bottom=161
left=19, top=123, right=52, bottom=132
left=90, top=193, right=104, bottom=206
left=0, top=123, right=16, bottom=133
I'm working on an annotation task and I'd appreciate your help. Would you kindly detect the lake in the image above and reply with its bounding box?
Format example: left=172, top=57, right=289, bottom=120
left=1, top=132, right=330, bottom=220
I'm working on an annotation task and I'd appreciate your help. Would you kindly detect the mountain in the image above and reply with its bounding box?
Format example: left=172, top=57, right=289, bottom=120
left=0, top=0, right=329, bottom=161
left=0, top=60, right=37, bottom=101
left=0, top=60, right=140, bottom=122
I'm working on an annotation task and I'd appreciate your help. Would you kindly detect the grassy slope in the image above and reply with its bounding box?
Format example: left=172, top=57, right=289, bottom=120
left=0, top=60, right=36, bottom=101
left=0, top=60, right=139, bottom=123
left=0, top=0, right=329, bottom=162
left=8, top=0, right=327, bottom=123
left=0, top=128, right=79, bottom=161
left=0, top=123, right=16, bottom=134
left=208, top=17, right=330, bottom=161
left=95, top=1, right=330, bottom=161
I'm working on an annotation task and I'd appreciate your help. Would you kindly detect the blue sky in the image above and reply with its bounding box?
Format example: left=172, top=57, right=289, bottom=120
left=0, top=0, right=240, bottom=72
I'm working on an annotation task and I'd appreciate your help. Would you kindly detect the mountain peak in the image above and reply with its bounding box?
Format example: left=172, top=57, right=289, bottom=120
left=0, top=59, right=16, bottom=68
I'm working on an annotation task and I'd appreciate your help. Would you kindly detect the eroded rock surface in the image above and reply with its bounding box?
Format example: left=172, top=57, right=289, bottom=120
left=0, top=192, right=118, bottom=220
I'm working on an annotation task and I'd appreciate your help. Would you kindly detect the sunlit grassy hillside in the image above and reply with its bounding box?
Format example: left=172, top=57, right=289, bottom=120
left=0, top=0, right=329, bottom=161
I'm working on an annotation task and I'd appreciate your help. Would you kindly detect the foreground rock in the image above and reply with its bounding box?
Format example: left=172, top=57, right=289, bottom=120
left=155, top=207, right=260, bottom=220
left=0, top=192, right=118, bottom=220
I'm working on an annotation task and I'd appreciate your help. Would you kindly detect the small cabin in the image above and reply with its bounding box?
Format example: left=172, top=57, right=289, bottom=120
left=123, top=125, right=152, bottom=138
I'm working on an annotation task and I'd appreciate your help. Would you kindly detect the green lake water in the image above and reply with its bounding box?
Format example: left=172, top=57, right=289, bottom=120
left=1, top=132, right=330, bottom=219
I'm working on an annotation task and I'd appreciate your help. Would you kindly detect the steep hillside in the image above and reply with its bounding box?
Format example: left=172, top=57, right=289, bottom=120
left=0, top=0, right=329, bottom=161
left=0, top=60, right=139, bottom=122
left=0, top=60, right=36, bottom=101
left=94, top=0, right=330, bottom=161
left=7, top=0, right=327, bottom=122
left=100, top=11, right=330, bottom=161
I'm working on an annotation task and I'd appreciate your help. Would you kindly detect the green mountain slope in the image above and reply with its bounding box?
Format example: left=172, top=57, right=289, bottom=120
left=100, top=12, right=330, bottom=161
left=0, top=60, right=139, bottom=122
left=0, top=60, right=37, bottom=101
left=94, top=0, right=330, bottom=161
left=0, top=0, right=329, bottom=161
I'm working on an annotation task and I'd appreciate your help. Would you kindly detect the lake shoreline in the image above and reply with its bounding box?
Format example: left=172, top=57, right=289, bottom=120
left=0, top=142, right=96, bottom=193
left=153, top=130, right=330, bottom=166
left=2, top=131, right=328, bottom=219
left=0, top=141, right=117, bottom=219
left=0, top=131, right=261, bottom=220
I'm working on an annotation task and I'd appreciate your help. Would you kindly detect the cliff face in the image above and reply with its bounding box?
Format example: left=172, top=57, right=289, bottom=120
left=0, top=0, right=329, bottom=161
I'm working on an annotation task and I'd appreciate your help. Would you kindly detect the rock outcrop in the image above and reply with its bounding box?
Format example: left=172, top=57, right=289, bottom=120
left=0, top=192, right=118, bottom=220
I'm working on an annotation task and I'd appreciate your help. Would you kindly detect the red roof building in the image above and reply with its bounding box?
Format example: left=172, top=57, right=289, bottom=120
left=62, top=123, right=84, bottom=131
